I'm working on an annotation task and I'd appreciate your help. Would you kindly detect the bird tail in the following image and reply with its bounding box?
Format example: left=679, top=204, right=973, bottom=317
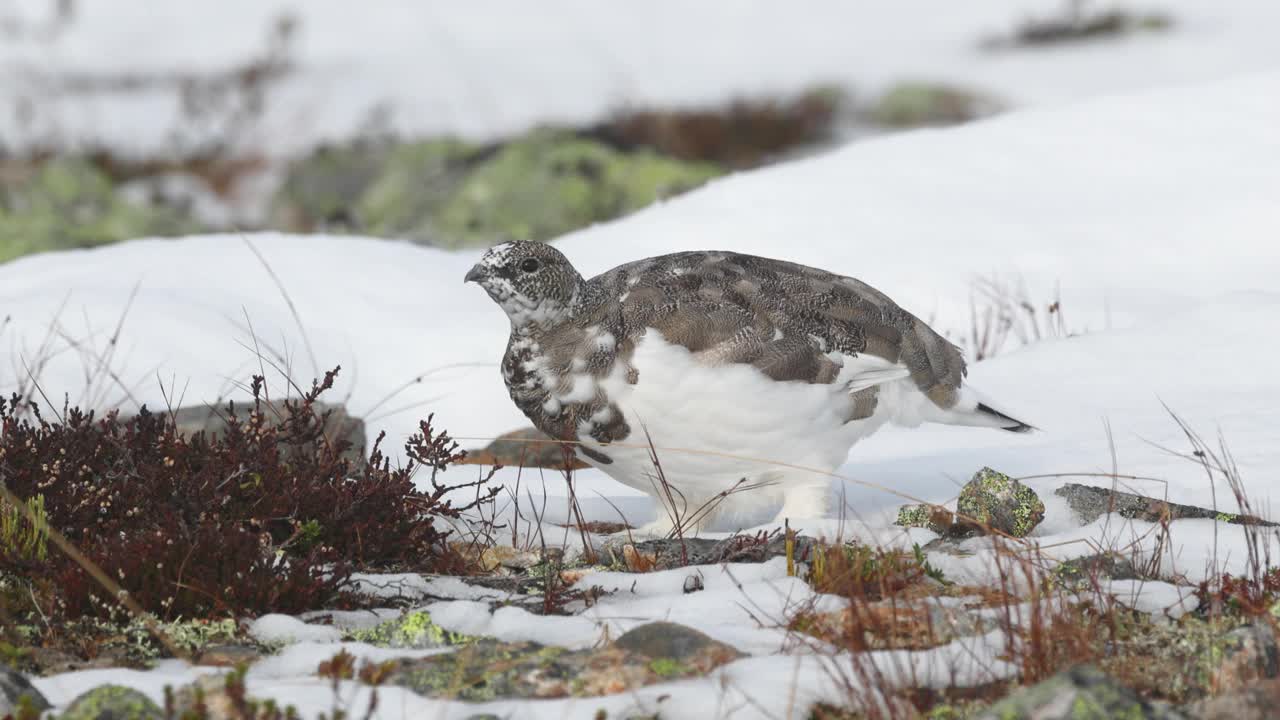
left=931, top=386, right=1036, bottom=433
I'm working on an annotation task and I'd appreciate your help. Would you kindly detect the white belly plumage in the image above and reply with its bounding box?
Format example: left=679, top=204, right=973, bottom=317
left=575, top=331, right=923, bottom=529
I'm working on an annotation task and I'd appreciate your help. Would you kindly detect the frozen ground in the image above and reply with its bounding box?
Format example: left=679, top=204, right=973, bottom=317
left=5, top=70, right=1280, bottom=718
left=2, top=1, right=1280, bottom=154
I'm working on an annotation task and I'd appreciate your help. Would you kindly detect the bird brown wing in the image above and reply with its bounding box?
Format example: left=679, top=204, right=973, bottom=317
left=593, top=250, right=967, bottom=409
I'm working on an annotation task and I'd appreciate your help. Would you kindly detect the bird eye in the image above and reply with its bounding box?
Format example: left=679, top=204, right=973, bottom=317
left=520, top=258, right=540, bottom=273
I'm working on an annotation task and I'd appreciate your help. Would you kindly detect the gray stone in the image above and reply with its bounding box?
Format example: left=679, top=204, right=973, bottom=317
left=614, top=622, right=741, bottom=663
left=978, top=664, right=1188, bottom=719
left=459, top=427, right=587, bottom=470
left=130, top=400, right=366, bottom=464
left=683, top=574, right=704, bottom=594
left=386, top=625, right=741, bottom=701
left=603, top=532, right=819, bottom=571
left=1054, top=483, right=1277, bottom=527
left=954, top=467, right=1045, bottom=537
left=0, top=667, right=50, bottom=718
left=61, top=684, right=163, bottom=720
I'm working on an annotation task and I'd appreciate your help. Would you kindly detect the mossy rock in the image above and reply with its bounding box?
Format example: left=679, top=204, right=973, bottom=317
left=271, top=130, right=722, bottom=249
left=955, top=467, right=1044, bottom=537
left=0, top=158, right=201, bottom=264
left=868, top=82, right=1002, bottom=128
left=268, top=140, right=396, bottom=232
left=433, top=129, right=721, bottom=247
left=386, top=625, right=741, bottom=701
left=978, top=665, right=1182, bottom=719
left=346, top=610, right=472, bottom=649
left=61, top=684, right=163, bottom=720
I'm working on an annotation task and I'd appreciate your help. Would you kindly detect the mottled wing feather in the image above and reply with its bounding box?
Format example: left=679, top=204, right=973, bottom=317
left=599, top=251, right=967, bottom=409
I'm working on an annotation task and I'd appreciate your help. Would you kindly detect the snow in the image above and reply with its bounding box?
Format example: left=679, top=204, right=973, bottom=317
left=3, top=1, right=1280, bottom=155
left=248, top=614, right=343, bottom=645
left=7, top=69, right=1280, bottom=718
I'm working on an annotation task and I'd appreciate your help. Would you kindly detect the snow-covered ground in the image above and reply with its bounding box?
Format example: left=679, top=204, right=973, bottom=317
left=3, top=69, right=1277, bottom=521
left=3, top=1, right=1280, bottom=153
left=6, top=68, right=1280, bottom=718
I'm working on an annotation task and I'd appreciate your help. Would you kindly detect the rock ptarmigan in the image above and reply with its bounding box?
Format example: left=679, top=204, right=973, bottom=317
left=466, top=241, right=1031, bottom=534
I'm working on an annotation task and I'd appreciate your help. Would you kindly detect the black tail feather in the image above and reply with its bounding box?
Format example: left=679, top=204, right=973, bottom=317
left=977, top=402, right=1036, bottom=433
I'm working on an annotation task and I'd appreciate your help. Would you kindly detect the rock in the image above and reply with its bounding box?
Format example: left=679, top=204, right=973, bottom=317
left=613, top=622, right=742, bottom=667
left=1049, top=552, right=1141, bottom=589
left=1184, top=677, right=1280, bottom=720
left=433, top=129, right=721, bottom=248
left=954, top=467, right=1044, bottom=537
left=0, top=157, right=201, bottom=264
left=269, top=140, right=397, bottom=232
left=868, top=82, right=1002, bottom=128
left=603, top=533, right=820, bottom=571
left=478, top=544, right=543, bottom=572
left=0, top=667, right=50, bottom=718
left=136, top=400, right=366, bottom=465
left=386, top=624, right=741, bottom=701
left=459, top=427, right=588, bottom=470
left=195, top=644, right=262, bottom=667
left=683, top=574, right=704, bottom=593
left=894, top=503, right=955, bottom=534
left=983, top=7, right=1173, bottom=50
left=1211, top=622, right=1280, bottom=693
left=270, top=131, right=721, bottom=249
left=346, top=610, right=471, bottom=649
left=172, top=675, right=238, bottom=720
left=61, top=684, right=164, bottom=720
left=977, top=664, right=1187, bottom=719
left=1054, top=483, right=1277, bottom=527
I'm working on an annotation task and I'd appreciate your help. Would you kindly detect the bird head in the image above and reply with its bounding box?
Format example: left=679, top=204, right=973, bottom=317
left=465, top=241, right=584, bottom=331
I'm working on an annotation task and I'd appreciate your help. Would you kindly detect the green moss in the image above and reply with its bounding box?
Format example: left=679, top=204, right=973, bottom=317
left=895, top=504, right=933, bottom=528
left=61, top=684, right=163, bottom=720
left=647, top=657, right=688, bottom=677
left=0, top=494, right=48, bottom=562
left=434, top=129, right=722, bottom=247
left=1, top=158, right=201, bottom=264
left=347, top=610, right=472, bottom=649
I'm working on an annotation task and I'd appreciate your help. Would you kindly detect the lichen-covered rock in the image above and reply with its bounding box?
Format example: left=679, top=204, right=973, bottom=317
left=1054, top=483, right=1277, bottom=527
left=433, top=129, right=721, bottom=248
left=868, top=82, right=1002, bottom=128
left=977, top=665, right=1187, bottom=719
left=894, top=503, right=955, bottom=534
left=269, top=131, right=722, bottom=249
left=955, top=467, right=1044, bottom=537
left=385, top=625, right=740, bottom=701
left=268, top=140, right=395, bottom=232
left=601, top=533, right=819, bottom=571
left=0, top=667, right=50, bottom=718
left=0, top=158, right=201, bottom=264
left=61, top=684, right=163, bottom=720
left=346, top=610, right=471, bottom=649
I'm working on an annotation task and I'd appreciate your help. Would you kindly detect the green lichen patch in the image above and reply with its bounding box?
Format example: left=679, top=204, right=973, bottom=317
left=955, top=467, right=1045, bottom=538
left=384, top=623, right=742, bottom=701
left=61, top=684, right=163, bottom=720
left=346, top=610, right=472, bottom=649
left=0, top=158, right=202, bottom=264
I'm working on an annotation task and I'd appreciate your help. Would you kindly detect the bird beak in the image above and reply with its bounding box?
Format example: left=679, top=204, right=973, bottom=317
left=464, top=264, right=486, bottom=284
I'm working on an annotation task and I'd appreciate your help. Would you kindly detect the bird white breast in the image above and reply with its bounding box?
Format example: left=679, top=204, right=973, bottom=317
left=581, top=330, right=903, bottom=507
